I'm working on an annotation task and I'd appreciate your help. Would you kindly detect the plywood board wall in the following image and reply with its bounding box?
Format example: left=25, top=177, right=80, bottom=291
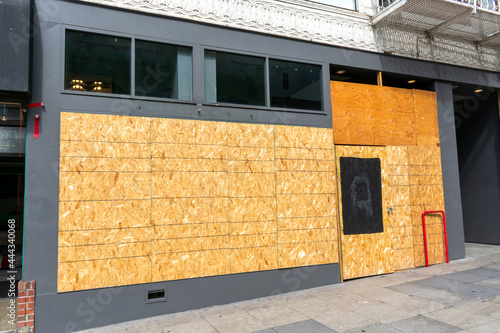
left=387, top=146, right=415, bottom=271
left=336, top=145, right=393, bottom=280
left=331, top=81, right=441, bottom=148
left=407, top=146, right=446, bottom=267
left=275, top=125, right=339, bottom=268
left=58, top=112, right=339, bottom=292
left=330, top=81, right=417, bottom=146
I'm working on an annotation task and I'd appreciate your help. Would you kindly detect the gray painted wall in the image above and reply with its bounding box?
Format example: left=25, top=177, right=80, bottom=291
left=435, top=81, right=466, bottom=260
left=457, top=90, right=500, bottom=245
left=0, top=0, right=31, bottom=93
left=22, top=0, right=500, bottom=331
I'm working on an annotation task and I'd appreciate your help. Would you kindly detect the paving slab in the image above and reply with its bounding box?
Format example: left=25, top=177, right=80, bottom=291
left=475, top=277, right=500, bottom=290
left=344, top=323, right=404, bottom=333
left=452, top=282, right=500, bottom=299
left=388, top=282, right=443, bottom=296
left=414, top=276, right=469, bottom=293
left=466, top=319, right=500, bottom=333
left=462, top=268, right=500, bottom=278
left=388, top=314, right=462, bottom=333
left=454, top=299, right=500, bottom=319
left=423, top=307, right=495, bottom=329
left=439, top=272, right=491, bottom=283
left=416, top=288, right=476, bottom=307
left=257, top=319, right=338, bottom=333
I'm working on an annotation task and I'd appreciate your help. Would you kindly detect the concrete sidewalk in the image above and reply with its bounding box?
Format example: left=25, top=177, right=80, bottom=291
left=80, top=243, right=500, bottom=333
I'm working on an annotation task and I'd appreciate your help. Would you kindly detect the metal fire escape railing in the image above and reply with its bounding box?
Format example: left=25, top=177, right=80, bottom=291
left=378, top=0, right=500, bottom=13
left=373, top=0, right=500, bottom=46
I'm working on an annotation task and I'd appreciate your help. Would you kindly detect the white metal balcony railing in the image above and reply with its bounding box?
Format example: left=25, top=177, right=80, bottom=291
left=378, top=0, right=500, bottom=13
left=373, top=0, right=500, bottom=46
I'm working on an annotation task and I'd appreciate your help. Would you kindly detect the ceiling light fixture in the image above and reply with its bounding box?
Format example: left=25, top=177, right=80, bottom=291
left=474, top=89, right=483, bottom=93
left=336, top=70, right=346, bottom=75
left=407, top=80, right=416, bottom=84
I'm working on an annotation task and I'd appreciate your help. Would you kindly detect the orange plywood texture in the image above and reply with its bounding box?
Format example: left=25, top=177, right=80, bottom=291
left=335, top=145, right=393, bottom=280
left=413, top=90, right=440, bottom=147
left=387, top=146, right=415, bottom=271
left=407, top=146, right=446, bottom=267
left=275, top=125, right=339, bottom=268
left=331, top=81, right=417, bottom=146
left=58, top=112, right=339, bottom=292
left=331, top=82, right=441, bottom=148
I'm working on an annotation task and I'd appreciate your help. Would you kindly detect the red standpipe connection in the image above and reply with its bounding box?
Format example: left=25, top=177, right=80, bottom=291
left=421, top=210, right=449, bottom=267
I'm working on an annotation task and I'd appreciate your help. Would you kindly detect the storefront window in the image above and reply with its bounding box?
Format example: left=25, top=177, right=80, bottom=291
left=205, top=51, right=265, bottom=106
left=135, top=40, right=192, bottom=100
left=65, top=30, right=131, bottom=94
left=269, top=59, right=322, bottom=111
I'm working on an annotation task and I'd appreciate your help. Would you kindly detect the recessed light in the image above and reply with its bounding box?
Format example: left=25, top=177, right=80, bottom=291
left=475, top=89, right=483, bottom=93
left=407, top=80, right=416, bottom=84
left=336, top=70, right=346, bottom=75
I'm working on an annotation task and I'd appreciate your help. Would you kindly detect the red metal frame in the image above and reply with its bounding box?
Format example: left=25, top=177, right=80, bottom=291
left=421, top=210, right=449, bottom=267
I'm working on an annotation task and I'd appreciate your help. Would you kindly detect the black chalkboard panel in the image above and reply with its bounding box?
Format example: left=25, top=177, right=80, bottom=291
left=340, top=157, right=384, bottom=235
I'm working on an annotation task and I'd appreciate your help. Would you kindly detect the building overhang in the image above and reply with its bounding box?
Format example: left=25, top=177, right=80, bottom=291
left=373, top=0, right=500, bottom=47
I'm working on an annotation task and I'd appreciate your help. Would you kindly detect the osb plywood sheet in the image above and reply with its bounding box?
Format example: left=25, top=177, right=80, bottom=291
left=59, top=172, right=151, bottom=201
left=151, top=172, right=228, bottom=198
left=59, top=113, right=340, bottom=291
left=227, top=147, right=274, bottom=161
left=386, top=146, right=409, bottom=166
left=428, top=243, right=446, bottom=265
left=152, top=118, right=228, bottom=145
left=151, top=158, right=227, bottom=172
left=59, top=228, right=152, bottom=247
left=388, top=207, right=412, bottom=228
left=60, top=141, right=150, bottom=158
left=277, top=194, right=336, bottom=219
left=275, top=126, right=334, bottom=149
left=278, top=228, right=336, bottom=244
left=278, top=241, right=337, bottom=268
left=60, top=157, right=150, bottom=172
left=408, top=166, right=442, bottom=177
left=231, top=221, right=277, bottom=236
left=58, top=256, right=152, bottom=292
left=60, top=112, right=151, bottom=143
left=276, top=172, right=336, bottom=195
left=331, top=81, right=417, bottom=146
left=393, top=249, right=415, bottom=271
left=229, top=197, right=276, bottom=222
left=230, top=234, right=277, bottom=249
left=59, top=200, right=151, bottom=231
left=152, top=250, right=230, bottom=282
left=276, top=159, right=336, bottom=172
left=227, top=123, right=274, bottom=148
left=275, top=147, right=333, bottom=160
left=387, top=186, right=411, bottom=207
left=407, top=146, right=442, bottom=165
left=230, top=247, right=278, bottom=273
left=278, top=217, right=336, bottom=230
left=151, top=143, right=227, bottom=159
left=152, top=223, right=229, bottom=240
left=228, top=160, right=275, bottom=173
left=152, top=198, right=228, bottom=225
left=58, top=242, right=151, bottom=262
left=409, top=186, right=445, bottom=205
left=341, top=233, right=393, bottom=279
left=336, top=145, right=393, bottom=279
left=152, top=237, right=230, bottom=253
left=413, top=90, right=440, bottom=147
left=228, top=173, right=275, bottom=198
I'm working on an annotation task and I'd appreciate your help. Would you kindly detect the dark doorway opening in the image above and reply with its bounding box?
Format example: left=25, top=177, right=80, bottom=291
left=454, top=85, right=500, bottom=245
left=0, top=102, right=25, bottom=298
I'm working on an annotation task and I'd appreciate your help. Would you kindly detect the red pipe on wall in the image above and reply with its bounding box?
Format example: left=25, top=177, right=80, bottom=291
left=421, top=210, right=449, bottom=267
